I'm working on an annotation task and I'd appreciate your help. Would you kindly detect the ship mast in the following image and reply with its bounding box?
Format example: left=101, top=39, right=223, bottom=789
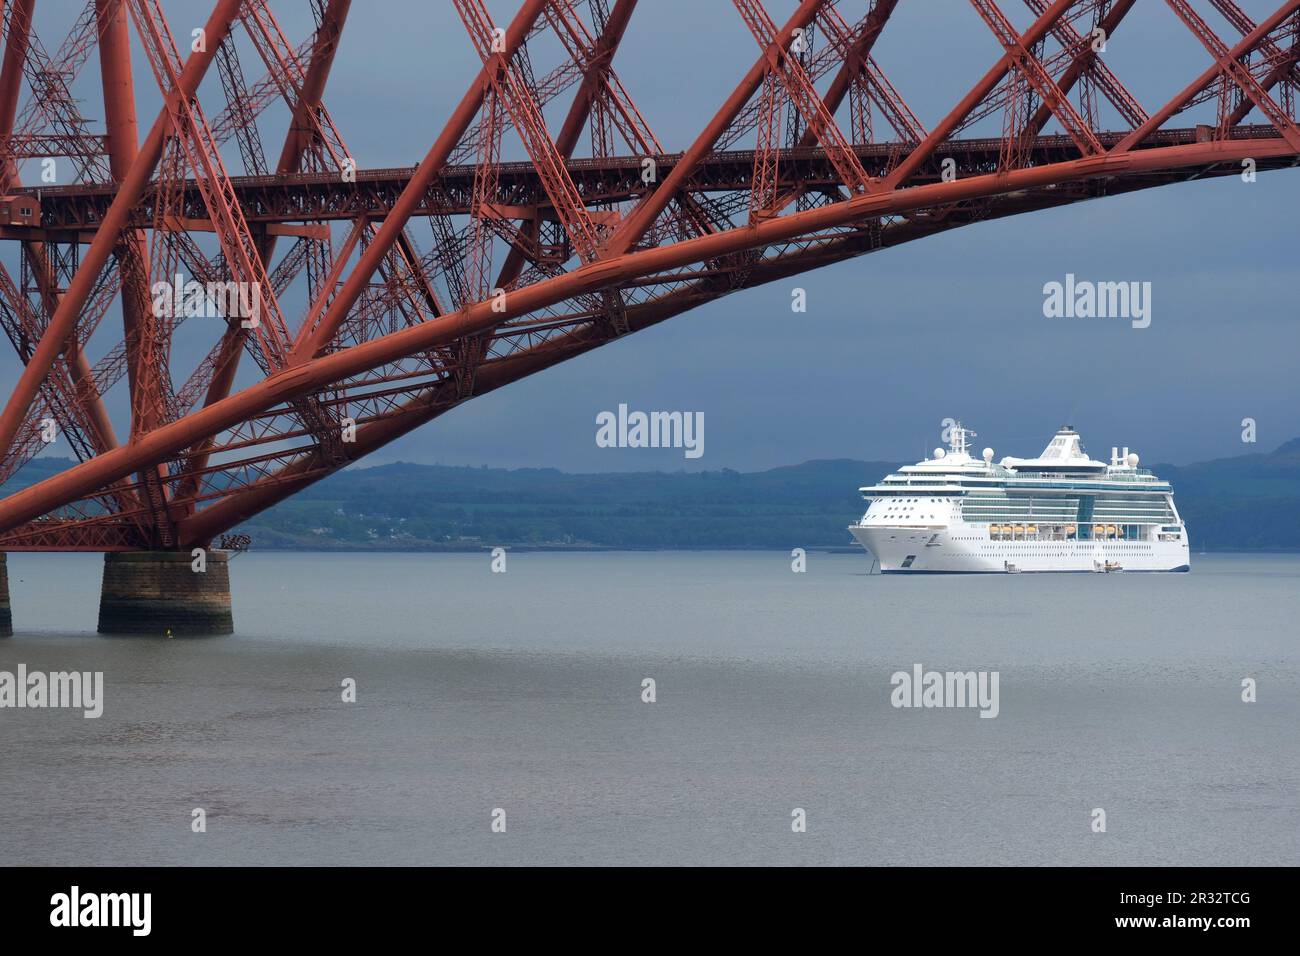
left=949, top=422, right=976, bottom=457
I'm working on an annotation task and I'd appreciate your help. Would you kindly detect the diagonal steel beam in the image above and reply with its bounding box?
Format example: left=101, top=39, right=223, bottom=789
left=815, top=1, right=923, bottom=145
left=276, top=0, right=349, bottom=174
left=292, top=0, right=550, bottom=361
left=495, top=0, right=645, bottom=294
left=1163, top=0, right=1300, bottom=149
left=602, top=0, right=827, bottom=258
left=734, top=0, right=872, bottom=192
left=0, top=0, right=243, bottom=459
left=883, top=0, right=1078, bottom=189
left=1208, top=0, right=1300, bottom=126
left=969, top=0, right=1103, bottom=155
left=1022, top=0, right=1146, bottom=134
left=1114, top=0, right=1300, bottom=152
left=455, top=0, right=603, bottom=264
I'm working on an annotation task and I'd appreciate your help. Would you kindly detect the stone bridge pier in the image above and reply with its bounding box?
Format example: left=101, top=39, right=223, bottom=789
left=1, top=553, right=10, bottom=637
left=97, top=550, right=234, bottom=636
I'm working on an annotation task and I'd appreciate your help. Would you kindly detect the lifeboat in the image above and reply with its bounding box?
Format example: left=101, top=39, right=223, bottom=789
left=1026, top=525, right=1038, bottom=535
left=1065, top=524, right=1077, bottom=535
left=1106, top=524, right=1117, bottom=537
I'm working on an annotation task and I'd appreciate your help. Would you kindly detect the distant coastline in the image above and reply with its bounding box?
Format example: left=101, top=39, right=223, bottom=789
left=9, top=439, right=1300, bottom=553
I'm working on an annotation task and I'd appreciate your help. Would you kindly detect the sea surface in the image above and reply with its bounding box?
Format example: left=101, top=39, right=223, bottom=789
left=0, top=551, right=1296, bottom=866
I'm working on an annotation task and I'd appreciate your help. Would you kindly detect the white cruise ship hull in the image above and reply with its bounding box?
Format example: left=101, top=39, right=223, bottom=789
left=850, top=522, right=1190, bottom=573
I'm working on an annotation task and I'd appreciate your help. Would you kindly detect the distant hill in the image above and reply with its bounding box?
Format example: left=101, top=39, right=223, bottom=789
left=238, top=457, right=895, bottom=550
left=1152, top=439, right=1300, bottom=551
left=6, top=442, right=1300, bottom=551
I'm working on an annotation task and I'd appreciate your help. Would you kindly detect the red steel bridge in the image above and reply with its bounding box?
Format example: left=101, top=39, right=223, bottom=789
left=0, top=0, right=1298, bottom=554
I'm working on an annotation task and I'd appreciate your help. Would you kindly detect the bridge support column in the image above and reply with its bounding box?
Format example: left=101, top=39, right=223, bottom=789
left=97, top=551, right=233, bottom=636
left=0, top=553, right=11, bottom=637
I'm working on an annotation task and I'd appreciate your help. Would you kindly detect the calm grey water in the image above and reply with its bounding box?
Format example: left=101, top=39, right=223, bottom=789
left=0, top=551, right=1296, bottom=866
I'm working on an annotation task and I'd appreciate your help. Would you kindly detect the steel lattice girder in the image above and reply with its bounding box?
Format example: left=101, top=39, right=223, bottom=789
left=18, top=123, right=1292, bottom=233
left=0, top=0, right=1299, bottom=551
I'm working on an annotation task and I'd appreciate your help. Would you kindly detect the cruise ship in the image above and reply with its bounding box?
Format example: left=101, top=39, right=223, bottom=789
left=849, top=424, right=1190, bottom=573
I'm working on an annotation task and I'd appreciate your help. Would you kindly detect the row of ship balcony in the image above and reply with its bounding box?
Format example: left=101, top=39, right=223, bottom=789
left=985, top=523, right=1157, bottom=542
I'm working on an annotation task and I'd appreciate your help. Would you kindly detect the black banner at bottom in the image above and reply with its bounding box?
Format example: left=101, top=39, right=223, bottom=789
left=0, top=866, right=1286, bottom=941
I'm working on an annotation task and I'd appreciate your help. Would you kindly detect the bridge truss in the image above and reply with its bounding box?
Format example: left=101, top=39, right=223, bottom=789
left=0, top=0, right=1296, bottom=550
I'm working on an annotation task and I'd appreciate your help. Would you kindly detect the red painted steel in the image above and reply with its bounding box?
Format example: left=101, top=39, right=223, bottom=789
left=0, top=0, right=1297, bottom=551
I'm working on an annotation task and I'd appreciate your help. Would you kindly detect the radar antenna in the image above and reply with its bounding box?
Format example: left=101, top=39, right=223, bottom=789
left=948, top=422, right=976, bottom=457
